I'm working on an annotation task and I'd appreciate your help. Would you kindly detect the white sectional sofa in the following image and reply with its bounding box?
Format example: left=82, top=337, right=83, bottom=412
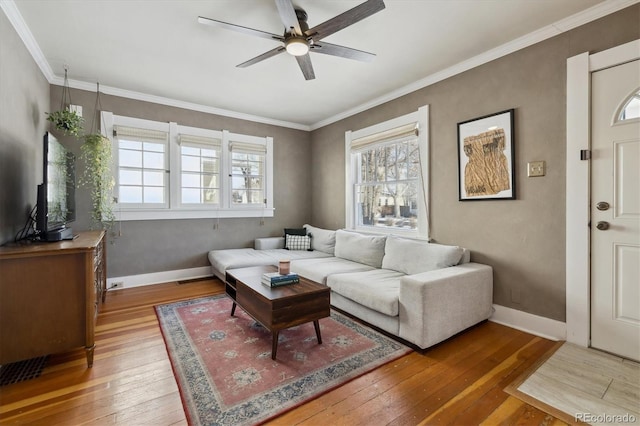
left=207, top=224, right=493, bottom=350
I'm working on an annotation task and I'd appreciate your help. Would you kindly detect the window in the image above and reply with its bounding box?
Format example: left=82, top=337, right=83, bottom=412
left=346, top=106, right=429, bottom=239
left=356, top=133, right=419, bottom=230
left=178, top=134, right=221, bottom=206
left=618, top=90, right=640, bottom=122
left=230, top=140, right=266, bottom=206
left=114, top=126, right=169, bottom=207
left=102, top=112, right=273, bottom=221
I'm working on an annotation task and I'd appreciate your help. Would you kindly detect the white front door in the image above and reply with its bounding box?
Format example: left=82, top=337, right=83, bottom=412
left=590, top=59, right=640, bottom=362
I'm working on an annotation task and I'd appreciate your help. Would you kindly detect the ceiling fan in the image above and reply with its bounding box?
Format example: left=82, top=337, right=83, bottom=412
left=198, top=0, right=385, bottom=80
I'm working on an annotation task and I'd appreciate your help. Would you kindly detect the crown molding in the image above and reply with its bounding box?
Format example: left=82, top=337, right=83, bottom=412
left=310, top=0, right=639, bottom=130
left=553, top=0, right=638, bottom=30
left=3, top=0, right=637, bottom=132
left=49, top=76, right=311, bottom=131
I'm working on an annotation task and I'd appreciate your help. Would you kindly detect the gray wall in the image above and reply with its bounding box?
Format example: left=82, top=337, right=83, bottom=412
left=309, top=5, right=640, bottom=322
left=49, top=87, right=313, bottom=277
left=0, top=12, right=50, bottom=244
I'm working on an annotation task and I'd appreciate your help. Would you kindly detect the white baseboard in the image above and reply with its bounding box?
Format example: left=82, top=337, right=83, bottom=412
left=489, top=304, right=567, bottom=341
left=106, top=266, right=213, bottom=291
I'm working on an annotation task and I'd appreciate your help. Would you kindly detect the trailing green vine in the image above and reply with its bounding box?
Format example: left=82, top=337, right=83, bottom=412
left=76, top=82, right=116, bottom=230
left=79, top=133, right=115, bottom=228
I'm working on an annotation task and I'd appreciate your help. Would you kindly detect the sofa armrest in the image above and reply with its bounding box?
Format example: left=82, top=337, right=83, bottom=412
left=255, top=237, right=285, bottom=250
left=398, top=263, right=493, bottom=349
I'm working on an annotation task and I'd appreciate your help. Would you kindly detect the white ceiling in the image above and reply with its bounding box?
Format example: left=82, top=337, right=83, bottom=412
left=6, top=0, right=631, bottom=129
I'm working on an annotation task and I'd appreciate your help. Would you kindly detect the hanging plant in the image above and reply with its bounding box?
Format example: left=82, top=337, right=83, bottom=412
left=46, top=66, right=84, bottom=137
left=46, top=109, right=84, bottom=137
left=79, top=83, right=115, bottom=229
left=79, top=133, right=115, bottom=227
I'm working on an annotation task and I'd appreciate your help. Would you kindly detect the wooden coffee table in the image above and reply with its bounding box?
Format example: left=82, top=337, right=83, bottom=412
left=225, top=265, right=330, bottom=360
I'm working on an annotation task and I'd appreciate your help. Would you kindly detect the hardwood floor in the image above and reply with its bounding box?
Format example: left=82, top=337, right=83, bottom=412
left=0, top=279, right=567, bottom=425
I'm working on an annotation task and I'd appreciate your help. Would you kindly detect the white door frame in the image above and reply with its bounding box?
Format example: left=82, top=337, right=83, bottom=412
left=566, top=39, right=640, bottom=347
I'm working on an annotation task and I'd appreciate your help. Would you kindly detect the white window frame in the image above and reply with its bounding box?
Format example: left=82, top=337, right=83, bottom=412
left=226, top=130, right=271, bottom=210
left=345, top=105, right=429, bottom=239
left=111, top=117, right=170, bottom=210
left=176, top=125, right=223, bottom=210
left=102, top=112, right=274, bottom=221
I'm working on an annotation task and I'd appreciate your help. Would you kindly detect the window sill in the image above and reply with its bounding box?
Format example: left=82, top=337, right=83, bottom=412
left=112, top=208, right=275, bottom=221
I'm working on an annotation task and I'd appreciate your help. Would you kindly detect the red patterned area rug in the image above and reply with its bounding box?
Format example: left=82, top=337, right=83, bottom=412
left=155, top=295, right=412, bottom=426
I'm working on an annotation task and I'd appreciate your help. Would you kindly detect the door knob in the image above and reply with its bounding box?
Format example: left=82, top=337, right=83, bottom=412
left=596, top=201, right=610, bottom=211
left=596, top=221, right=610, bottom=230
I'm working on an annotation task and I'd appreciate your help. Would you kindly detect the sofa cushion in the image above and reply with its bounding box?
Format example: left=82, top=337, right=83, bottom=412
left=303, top=224, right=336, bottom=255
left=269, top=249, right=332, bottom=261
left=254, top=237, right=285, bottom=250
left=285, top=234, right=311, bottom=251
left=327, top=269, right=404, bottom=317
left=208, top=248, right=331, bottom=277
left=290, top=257, right=375, bottom=285
left=208, top=248, right=279, bottom=275
left=334, top=230, right=386, bottom=268
left=382, top=235, right=464, bottom=275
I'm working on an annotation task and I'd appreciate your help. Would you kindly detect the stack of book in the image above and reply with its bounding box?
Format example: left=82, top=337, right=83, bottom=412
left=262, top=272, right=299, bottom=287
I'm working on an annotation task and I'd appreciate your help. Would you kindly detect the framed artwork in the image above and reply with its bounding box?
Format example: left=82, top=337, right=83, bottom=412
left=457, top=109, right=515, bottom=200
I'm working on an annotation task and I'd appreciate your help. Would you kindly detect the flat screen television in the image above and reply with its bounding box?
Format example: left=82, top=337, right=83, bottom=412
left=36, top=132, right=76, bottom=241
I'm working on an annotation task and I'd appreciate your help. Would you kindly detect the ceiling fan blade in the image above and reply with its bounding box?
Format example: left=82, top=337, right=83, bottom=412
left=295, top=54, right=315, bottom=80
left=198, top=16, right=284, bottom=42
left=305, top=0, right=385, bottom=41
left=237, top=47, right=286, bottom=68
left=311, top=41, right=375, bottom=62
left=275, top=0, right=302, bottom=35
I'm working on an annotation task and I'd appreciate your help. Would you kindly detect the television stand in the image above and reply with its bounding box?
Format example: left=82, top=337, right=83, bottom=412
left=0, top=230, right=106, bottom=367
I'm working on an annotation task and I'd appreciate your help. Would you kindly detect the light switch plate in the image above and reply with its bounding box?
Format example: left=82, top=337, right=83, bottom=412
left=528, top=161, right=545, bottom=177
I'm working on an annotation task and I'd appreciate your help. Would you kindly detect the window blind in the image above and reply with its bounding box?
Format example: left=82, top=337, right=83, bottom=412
left=229, top=141, right=267, bottom=154
left=178, top=134, right=221, bottom=149
left=114, top=126, right=168, bottom=142
left=351, top=122, right=418, bottom=152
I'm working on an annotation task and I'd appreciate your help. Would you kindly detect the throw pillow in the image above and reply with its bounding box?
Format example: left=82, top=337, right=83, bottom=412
left=286, top=234, right=312, bottom=251
left=284, top=227, right=307, bottom=236
left=283, top=228, right=307, bottom=249
left=381, top=235, right=464, bottom=275
left=303, top=224, right=336, bottom=255
left=334, top=230, right=386, bottom=268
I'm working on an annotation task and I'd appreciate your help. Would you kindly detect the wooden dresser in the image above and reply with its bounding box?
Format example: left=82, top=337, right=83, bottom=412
left=0, top=230, right=106, bottom=367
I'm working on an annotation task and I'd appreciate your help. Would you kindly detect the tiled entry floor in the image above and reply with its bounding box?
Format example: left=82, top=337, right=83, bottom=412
left=510, top=342, right=639, bottom=425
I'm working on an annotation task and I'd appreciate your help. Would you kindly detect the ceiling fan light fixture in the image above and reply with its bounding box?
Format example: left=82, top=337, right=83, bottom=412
left=285, top=37, right=309, bottom=56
